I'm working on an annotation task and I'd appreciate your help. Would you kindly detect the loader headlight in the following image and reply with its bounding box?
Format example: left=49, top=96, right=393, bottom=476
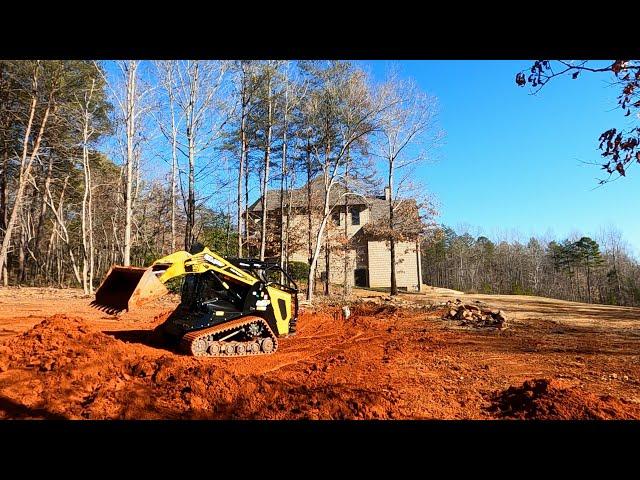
left=255, top=299, right=271, bottom=311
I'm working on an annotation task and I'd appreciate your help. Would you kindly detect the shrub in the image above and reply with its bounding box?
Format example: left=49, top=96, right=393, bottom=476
left=510, top=283, right=532, bottom=296
left=479, top=283, right=493, bottom=294
left=287, top=261, right=310, bottom=281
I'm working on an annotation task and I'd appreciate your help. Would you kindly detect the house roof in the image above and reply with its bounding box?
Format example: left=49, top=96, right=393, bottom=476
left=248, top=178, right=381, bottom=213
left=360, top=197, right=423, bottom=239
left=249, top=178, right=423, bottom=237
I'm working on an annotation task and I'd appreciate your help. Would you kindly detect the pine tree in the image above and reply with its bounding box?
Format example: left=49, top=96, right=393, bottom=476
left=573, top=236, right=603, bottom=303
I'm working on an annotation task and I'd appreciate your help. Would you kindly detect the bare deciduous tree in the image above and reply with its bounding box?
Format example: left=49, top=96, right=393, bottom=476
left=258, top=61, right=277, bottom=261
left=277, top=62, right=307, bottom=281
left=97, top=60, right=155, bottom=266
left=301, top=62, right=385, bottom=301
left=0, top=61, right=56, bottom=275
left=376, top=72, right=443, bottom=295
left=173, top=60, right=227, bottom=251
left=229, top=61, right=259, bottom=257
left=78, top=78, right=97, bottom=293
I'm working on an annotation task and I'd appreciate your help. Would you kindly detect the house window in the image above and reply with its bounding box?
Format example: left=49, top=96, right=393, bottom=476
left=354, top=268, right=368, bottom=287
left=351, top=208, right=360, bottom=226
left=332, top=211, right=341, bottom=226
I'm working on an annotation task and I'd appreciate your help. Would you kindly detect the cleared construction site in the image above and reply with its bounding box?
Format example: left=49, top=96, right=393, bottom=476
left=1, top=286, right=639, bottom=420
left=1, top=59, right=639, bottom=422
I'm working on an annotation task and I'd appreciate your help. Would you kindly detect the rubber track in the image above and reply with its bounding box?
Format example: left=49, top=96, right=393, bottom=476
left=180, top=315, right=279, bottom=357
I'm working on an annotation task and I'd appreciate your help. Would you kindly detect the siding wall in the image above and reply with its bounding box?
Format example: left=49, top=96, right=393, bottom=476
left=284, top=207, right=369, bottom=252
left=280, top=207, right=419, bottom=291
left=285, top=206, right=367, bottom=265
left=315, top=248, right=357, bottom=286
left=367, top=240, right=419, bottom=291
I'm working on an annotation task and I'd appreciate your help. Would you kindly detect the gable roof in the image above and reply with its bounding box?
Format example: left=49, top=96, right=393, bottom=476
left=248, top=179, right=422, bottom=235
left=248, top=177, right=380, bottom=213
left=361, top=197, right=423, bottom=239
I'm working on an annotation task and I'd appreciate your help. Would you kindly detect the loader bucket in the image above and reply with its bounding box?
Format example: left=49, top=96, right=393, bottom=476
left=93, top=265, right=168, bottom=313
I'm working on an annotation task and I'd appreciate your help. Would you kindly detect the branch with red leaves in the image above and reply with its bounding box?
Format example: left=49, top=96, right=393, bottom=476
left=516, top=60, right=640, bottom=182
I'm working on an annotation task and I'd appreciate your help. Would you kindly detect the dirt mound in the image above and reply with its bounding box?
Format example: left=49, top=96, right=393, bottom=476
left=0, top=315, right=256, bottom=418
left=349, top=300, right=430, bottom=319
left=487, top=378, right=640, bottom=419
left=0, top=315, right=234, bottom=418
left=0, top=312, right=395, bottom=419
left=0, top=315, right=151, bottom=418
left=350, top=302, right=400, bottom=318
left=0, top=314, right=119, bottom=372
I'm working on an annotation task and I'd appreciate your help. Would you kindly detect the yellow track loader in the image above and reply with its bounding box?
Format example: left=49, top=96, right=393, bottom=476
left=93, top=246, right=299, bottom=357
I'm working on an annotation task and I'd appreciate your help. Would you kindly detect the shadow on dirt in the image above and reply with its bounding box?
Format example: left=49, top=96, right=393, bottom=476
left=0, top=395, right=68, bottom=420
left=89, top=301, right=126, bottom=316
left=103, top=328, right=179, bottom=354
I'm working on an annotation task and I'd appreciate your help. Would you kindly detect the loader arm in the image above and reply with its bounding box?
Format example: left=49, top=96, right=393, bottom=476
left=150, top=248, right=259, bottom=287
left=94, top=247, right=259, bottom=312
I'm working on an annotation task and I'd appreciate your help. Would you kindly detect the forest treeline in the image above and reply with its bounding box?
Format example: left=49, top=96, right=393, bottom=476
left=422, top=226, right=640, bottom=307
left=0, top=60, right=439, bottom=300
left=1, top=59, right=638, bottom=306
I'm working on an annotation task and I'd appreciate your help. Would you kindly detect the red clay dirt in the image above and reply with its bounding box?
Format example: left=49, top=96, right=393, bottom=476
left=0, top=287, right=640, bottom=419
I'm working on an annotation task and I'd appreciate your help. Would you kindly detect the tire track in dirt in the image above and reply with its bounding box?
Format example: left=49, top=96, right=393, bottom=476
left=258, top=333, right=384, bottom=374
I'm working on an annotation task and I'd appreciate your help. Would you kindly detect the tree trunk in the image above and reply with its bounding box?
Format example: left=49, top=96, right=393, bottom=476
left=0, top=68, right=8, bottom=286
left=186, top=135, right=195, bottom=250
left=306, top=198, right=331, bottom=302
left=44, top=224, right=55, bottom=284
left=123, top=61, right=138, bottom=267
left=184, top=62, right=198, bottom=252
left=389, top=165, right=398, bottom=296
left=81, top=144, right=89, bottom=294
left=17, top=222, right=25, bottom=284
left=586, top=260, right=591, bottom=303
left=279, top=83, right=288, bottom=282
left=306, top=140, right=312, bottom=297
left=237, top=64, right=251, bottom=258
left=244, top=151, right=250, bottom=257
left=88, top=167, right=94, bottom=293
left=0, top=71, right=51, bottom=276
left=1, top=148, right=7, bottom=286
left=342, top=149, right=351, bottom=298
left=169, top=90, right=178, bottom=254
left=613, top=249, right=622, bottom=302
left=34, top=157, right=54, bottom=274
left=324, top=236, right=330, bottom=296
left=285, top=183, right=293, bottom=269
left=225, top=204, right=231, bottom=256
left=237, top=106, right=246, bottom=257
left=80, top=80, right=95, bottom=293
left=306, top=165, right=332, bottom=302
left=259, top=73, right=272, bottom=262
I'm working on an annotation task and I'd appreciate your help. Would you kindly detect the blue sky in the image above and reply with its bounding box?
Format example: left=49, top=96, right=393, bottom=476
left=102, top=60, right=639, bottom=256
left=361, top=60, right=640, bottom=256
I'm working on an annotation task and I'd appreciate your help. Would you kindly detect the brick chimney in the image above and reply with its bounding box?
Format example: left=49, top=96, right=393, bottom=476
left=384, top=186, right=391, bottom=201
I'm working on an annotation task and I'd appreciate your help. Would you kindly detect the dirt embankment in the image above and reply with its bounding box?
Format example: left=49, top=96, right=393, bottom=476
left=0, top=309, right=398, bottom=419
left=0, top=288, right=640, bottom=419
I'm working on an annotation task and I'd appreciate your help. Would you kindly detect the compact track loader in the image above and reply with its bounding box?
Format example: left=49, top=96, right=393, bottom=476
left=93, top=246, right=299, bottom=357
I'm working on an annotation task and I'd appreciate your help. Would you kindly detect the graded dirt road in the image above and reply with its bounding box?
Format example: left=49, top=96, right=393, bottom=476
left=0, top=286, right=639, bottom=419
